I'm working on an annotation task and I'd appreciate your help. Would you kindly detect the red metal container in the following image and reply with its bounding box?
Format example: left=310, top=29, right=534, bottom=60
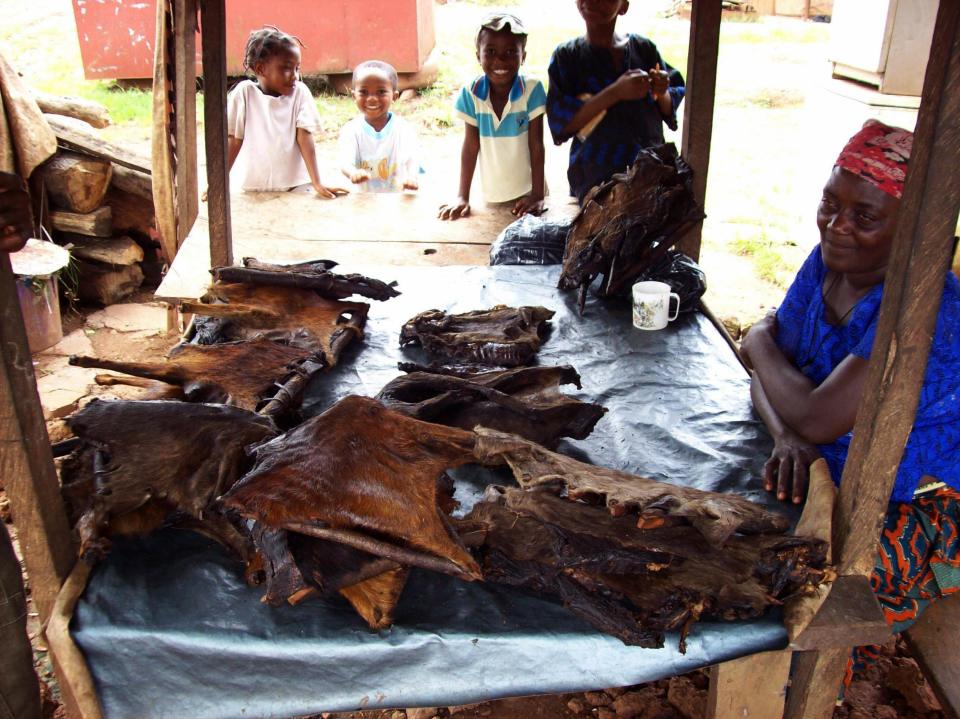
left=72, top=0, right=435, bottom=80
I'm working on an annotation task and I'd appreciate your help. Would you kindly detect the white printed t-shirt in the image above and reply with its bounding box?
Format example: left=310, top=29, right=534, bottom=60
left=338, top=113, right=420, bottom=193
left=227, top=80, right=321, bottom=191
left=453, top=74, right=546, bottom=203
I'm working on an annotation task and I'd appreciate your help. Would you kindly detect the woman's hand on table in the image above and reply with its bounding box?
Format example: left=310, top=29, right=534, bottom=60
left=764, top=428, right=821, bottom=505
left=439, top=197, right=471, bottom=221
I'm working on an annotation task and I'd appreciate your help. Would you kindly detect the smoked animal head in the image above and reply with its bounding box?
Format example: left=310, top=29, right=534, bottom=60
left=558, top=144, right=705, bottom=313
left=183, top=283, right=369, bottom=356
left=399, top=305, right=555, bottom=367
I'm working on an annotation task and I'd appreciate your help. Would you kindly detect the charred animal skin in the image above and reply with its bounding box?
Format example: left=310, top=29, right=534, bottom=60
left=221, top=396, right=483, bottom=581
left=60, top=399, right=277, bottom=579
left=459, top=486, right=828, bottom=650
left=211, top=258, right=400, bottom=302
left=474, top=427, right=790, bottom=546
left=399, top=305, right=555, bottom=367
left=181, top=282, right=369, bottom=356
left=377, top=364, right=606, bottom=447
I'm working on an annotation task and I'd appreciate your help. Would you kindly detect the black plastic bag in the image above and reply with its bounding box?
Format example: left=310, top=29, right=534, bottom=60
left=634, top=250, right=706, bottom=314
left=489, top=215, right=571, bottom=266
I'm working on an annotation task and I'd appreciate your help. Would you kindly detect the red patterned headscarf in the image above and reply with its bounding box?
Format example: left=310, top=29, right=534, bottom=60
left=835, top=119, right=913, bottom=200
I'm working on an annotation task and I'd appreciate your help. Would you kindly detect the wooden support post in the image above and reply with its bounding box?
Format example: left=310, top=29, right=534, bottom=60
left=834, top=0, right=960, bottom=578
left=0, top=254, right=74, bottom=622
left=200, top=0, right=233, bottom=267
left=677, top=0, right=721, bottom=262
left=785, top=4, right=960, bottom=717
left=707, top=650, right=792, bottom=719
left=173, top=0, right=198, bottom=246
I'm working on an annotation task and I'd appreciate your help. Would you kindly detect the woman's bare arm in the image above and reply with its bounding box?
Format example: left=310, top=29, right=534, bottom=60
left=741, top=313, right=868, bottom=443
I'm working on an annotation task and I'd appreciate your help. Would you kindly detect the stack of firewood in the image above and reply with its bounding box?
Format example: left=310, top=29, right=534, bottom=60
left=35, top=94, right=160, bottom=306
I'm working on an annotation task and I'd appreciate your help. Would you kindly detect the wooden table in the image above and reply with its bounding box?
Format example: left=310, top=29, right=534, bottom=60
left=155, top=189, right=578, bottom=302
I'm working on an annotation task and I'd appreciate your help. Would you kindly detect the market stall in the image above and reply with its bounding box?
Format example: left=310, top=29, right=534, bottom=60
left=74, top=264, right=794, bottom=718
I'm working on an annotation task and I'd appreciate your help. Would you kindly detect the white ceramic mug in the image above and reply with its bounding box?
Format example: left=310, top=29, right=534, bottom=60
left=632, top=281, right=680, bottom=331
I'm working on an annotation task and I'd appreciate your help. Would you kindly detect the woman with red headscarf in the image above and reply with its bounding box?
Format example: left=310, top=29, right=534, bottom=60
left=741, top=120, right=960, bottom=682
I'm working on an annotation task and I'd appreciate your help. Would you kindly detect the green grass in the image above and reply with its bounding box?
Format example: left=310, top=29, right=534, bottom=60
left=732, top=229, right=788, bottom=286
left=79, top=83, right=153, bottom=124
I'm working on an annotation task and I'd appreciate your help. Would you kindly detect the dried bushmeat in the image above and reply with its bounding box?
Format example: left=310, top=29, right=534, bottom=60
left=60, top=399, right=277, bottom=579
left=70, top=338, right=310, bottom=412
left=458, top=486, right=828, bottom=649
left=377, top=364, right=606, bottom=447
left=399, top=305, right=554, bottom=367
left=474, top=427, right=789, bottom=546
left=181, top=282, right=369, bottom=356
left=559, top=144, right=705, bottom=313
left=212, top=258, right=400, bottom=302
left=221, top=395, right=482, bottom=581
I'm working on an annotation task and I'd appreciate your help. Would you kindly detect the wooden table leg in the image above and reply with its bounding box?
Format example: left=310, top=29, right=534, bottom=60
left=783, top=647, right=848, bottom=719
left=707, top=650, right=792, bottom=719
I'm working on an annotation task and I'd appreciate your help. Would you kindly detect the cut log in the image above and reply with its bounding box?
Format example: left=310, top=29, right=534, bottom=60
left=110, top=164, right=151, bottom=200
left=33, top=91, right=110, bottom=129
left=102, top=186, right=155, bottom=238
left=66, top=236, right=144, bottom=266
left=40, top=151, right=113, bottom=213
left=74, top=259, right=143, bottom=305
left=44, top=115, right=150, bottom=173
left=51, top=207, right=112, bottom=237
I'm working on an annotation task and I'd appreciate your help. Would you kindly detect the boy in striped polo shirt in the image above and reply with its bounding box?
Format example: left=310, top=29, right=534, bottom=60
left=438, top=13, right=546, bottom=221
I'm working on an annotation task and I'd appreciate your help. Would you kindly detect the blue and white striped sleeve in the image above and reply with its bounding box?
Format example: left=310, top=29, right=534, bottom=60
left=454, top=86, right=478, bottom=126
left=527, top=79, right=547, bottom=120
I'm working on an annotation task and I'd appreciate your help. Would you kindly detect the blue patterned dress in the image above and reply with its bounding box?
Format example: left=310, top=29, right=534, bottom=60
left=773, top=245, right=960, bottom=679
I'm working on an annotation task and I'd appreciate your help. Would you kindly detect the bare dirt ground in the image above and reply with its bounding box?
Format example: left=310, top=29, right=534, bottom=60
left=0, top=1, right=943, bottom=718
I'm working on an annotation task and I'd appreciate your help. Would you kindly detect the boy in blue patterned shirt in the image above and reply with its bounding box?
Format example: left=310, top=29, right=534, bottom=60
left=547, top=0, right=685, bottom=203
left=439, top=13, right=547, bottom=221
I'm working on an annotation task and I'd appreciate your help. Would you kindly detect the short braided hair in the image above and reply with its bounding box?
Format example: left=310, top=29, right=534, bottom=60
left=243, top=26, right=303, bottom=75
left=352, top=60, right=399, bottom=91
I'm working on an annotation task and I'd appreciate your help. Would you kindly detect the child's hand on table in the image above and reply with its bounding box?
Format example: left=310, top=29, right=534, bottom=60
left=438, top=197, right=470, bottom=221
left=613, top=69, right=651, bottom=102
left=512, top=194, right=545, bottom=218
left=313, top=183, right=349, bottom=199
left=348, top=169, right=371, bottom=184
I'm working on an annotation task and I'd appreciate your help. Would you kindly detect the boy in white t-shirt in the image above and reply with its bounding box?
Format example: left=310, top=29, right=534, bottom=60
left=438, top=12, right=546, bottom=221
left=338, top=61, right=420, bottom=193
